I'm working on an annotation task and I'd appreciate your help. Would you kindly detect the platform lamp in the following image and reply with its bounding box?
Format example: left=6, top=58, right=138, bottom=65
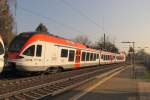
left=137, top=46, right=149, bottom=65
left=121, top=41, right=135, bottom=79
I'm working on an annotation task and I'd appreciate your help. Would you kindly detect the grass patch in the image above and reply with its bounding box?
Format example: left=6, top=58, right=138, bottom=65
left=144, top=69, right=150, bottom=79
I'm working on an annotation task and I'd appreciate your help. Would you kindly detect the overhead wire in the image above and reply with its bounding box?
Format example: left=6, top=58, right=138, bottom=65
left=17, top=5, right=83, bottom=33
left=60, top=0, right=103, bottom=30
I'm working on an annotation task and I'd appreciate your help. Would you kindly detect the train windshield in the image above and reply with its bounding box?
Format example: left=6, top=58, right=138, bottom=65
left=9, top=33, right=31, bottom=52
left=0, top=42, right=4, bottom=55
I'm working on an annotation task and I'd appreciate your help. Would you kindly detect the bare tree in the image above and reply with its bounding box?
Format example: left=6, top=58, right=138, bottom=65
left=94, top=35, right=119, bottom=53
left=73, top=35, right=91, bottom=47
left=36, top=23, right=48, bottom=33
left=0, top=0, right=14, bottom=45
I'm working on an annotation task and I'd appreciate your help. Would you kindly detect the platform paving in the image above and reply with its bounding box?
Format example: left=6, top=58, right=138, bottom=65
left=138, top=82, right=150, bottom=100
left=74, top=66, right=138, bottom=100
left=42, top=65, right=150, bottom=100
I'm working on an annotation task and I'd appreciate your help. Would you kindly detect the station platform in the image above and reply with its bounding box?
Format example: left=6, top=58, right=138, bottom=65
left=43, top=65, right=150, bottom=100
left=70, top=65, right=138, bottom=100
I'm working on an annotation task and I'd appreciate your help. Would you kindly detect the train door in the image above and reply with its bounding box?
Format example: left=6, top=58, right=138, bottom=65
left=34, top=42, right=45, bottom=67
left=110, top=54, right=113, bottom=64
left=99, top=51, right=102, bottom=65
left=75, top=49, right=81, bottom=68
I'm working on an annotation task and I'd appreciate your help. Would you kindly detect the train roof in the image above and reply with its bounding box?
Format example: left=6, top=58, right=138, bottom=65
left=20, top=32, right=66, bottom=39
left=16, top=32, right=123, bottom=54
left=18, top=32, right=94, bottom=50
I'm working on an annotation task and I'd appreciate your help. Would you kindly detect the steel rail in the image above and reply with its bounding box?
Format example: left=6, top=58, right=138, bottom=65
left=0, top=64, right=126, bottom=100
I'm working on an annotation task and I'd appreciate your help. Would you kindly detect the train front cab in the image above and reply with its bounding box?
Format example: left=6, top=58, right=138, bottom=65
left=17, top=41, right=46, bottom=71
left=8, top=40, right=47, bottom=72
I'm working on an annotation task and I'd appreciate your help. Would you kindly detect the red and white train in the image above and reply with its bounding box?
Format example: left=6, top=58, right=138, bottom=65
left=7, top=32, right=126, bottom=72
left=0, top=35, right=5, bottom=73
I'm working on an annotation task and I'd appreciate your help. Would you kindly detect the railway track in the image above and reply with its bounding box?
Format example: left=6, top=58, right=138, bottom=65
left=0, top=64, right=126, bottom=100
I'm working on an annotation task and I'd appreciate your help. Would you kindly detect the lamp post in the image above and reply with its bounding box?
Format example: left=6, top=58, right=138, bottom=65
left=137, top=47, right=148, bottom=65
left=121, top=41, right=135, bottom=79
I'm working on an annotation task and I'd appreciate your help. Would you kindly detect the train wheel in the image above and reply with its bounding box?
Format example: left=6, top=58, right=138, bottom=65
left=45, top=67, right=63, bottom=74
left=51, top=67, right=63, bottom=73
left=58, top=67, right=64, bottom=72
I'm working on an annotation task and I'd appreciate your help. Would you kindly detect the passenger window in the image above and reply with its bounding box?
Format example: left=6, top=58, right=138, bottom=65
left=61, top=49, right=68, bottom=57
left=103, top=55, right=105, bottom=60
left=86, top=52, right=90, bottom=61
left=36, top=45, right=42, bottom=57
left=97, top=54, right=99, bottom=59
left=0, top=43, right=4, bottom=55
left=68, top=50, right=75, bottom=61
left=81, top=52, right=86, bottom=61
left=94, top=54, right=96, bottom=61
left=104, top=55, right=106, bottom=60
left=23, top=45, right=35, bottom=56
left=90, top=53, right=93, bottom=61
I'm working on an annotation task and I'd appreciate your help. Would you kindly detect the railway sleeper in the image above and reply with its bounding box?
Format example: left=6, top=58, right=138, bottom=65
left=22, top=92, right=41, bottom=99
left=33, top=89, right=48, bottom=95
left=37, top=88, right=49, bottom=94
left=13, top=93, right=32, bottom=100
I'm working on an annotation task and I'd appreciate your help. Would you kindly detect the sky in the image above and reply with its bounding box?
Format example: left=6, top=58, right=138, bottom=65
left=9, top=0, right=150, bottom=53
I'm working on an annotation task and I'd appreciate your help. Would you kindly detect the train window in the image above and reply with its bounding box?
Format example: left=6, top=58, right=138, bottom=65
left=92, top=53, right=95, bottom=61
left=0, top=43, right=4, bottom=55
left=102, top=55, right=104, bottom=60
left=89, top=53, right=91, bottom=61
left=113, top=56, right=115, bottom=60
left=97, top=54, right=99, bottom=59
left=81, top=52, right=86, bottom=61
left=93, top=53, right=95, bottom=61
left=94, top=54, right=96, bottom=61
left=36, top=45, right=42, bottom=57
left=68, top=50, right=75, bottom=61
left=61, top=49, right=68, bottom=57
left=86, top=52, right=90, bottom=61
left=90, top=53, right=93, bottom=61
left=104, top=55, right=106, bottom=60
left=103, top=55, right=105, bottom=60
left=23, top=45, right=35, bottom=56
left=92, top=54, right=94, bottom=61
left=8, top=33, right=31, bottom=52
